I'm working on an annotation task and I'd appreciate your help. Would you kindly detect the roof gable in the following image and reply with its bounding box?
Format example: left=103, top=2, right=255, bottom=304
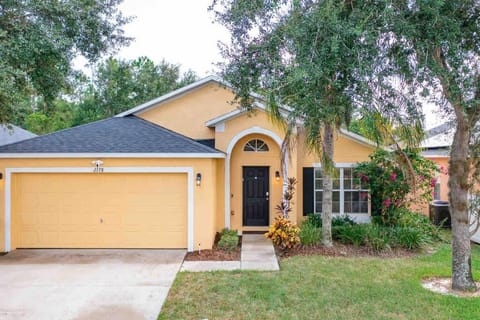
left=205, top=101, right=290, bottom=128
left=421, top=121, right=455, bottom=149
left=116, top=75, right=227, bottom=117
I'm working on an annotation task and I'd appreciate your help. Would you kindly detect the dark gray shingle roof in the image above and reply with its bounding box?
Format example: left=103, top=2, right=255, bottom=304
left=0, top=116, right=222, bottom=154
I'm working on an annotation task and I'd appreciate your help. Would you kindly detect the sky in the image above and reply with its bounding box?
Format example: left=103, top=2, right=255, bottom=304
left=78, top=0, right=445, bottom=129
left=117, top=0, right=228, bottom=76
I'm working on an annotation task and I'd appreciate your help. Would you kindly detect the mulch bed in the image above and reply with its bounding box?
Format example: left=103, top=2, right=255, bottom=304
left=184, top=234, right=242, bottom=261
left=277, top=241, right=423, bottom=259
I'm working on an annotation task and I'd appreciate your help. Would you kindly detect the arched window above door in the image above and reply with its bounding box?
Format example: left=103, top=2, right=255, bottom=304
left=244, top=139, right=269, bottom=152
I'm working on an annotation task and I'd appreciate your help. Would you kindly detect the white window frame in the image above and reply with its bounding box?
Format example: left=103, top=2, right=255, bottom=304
left=243, top=139, right=269, bottom=152
left=312, top=163, right=370, bottom=218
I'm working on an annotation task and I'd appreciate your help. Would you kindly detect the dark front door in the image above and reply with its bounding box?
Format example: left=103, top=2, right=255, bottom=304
left=243, top=166, right=270, bottom=226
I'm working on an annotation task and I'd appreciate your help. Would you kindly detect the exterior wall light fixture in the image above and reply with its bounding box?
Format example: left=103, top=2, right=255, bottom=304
left=196, top=173, right=202, bottom=186
left=275, top=171, right=280, bottom=181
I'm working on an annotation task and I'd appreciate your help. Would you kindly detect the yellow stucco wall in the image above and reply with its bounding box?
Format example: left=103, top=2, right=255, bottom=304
left=0, top=157, right=223, bottom=252
left=138, top=83, right=237, bottom=139
left=295, top=128, right=375, bottom=166
left=214, top=110, right=286, bottom=152
left=215, top=158, right=226, bottom=230
left=294, top=129, right=375, bottom=225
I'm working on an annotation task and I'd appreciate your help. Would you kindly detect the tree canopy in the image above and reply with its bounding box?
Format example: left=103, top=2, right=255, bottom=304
left=380, top=0, right=480, bottom=292
left=71, top=57, right=197, bottom=126
left=211, top=0, right=387, bottom=245
left=0, top=0, right=132, bottom=123
left=14, top=57, right=197, bottom=134
left=213, top=0, right=480, bottom=291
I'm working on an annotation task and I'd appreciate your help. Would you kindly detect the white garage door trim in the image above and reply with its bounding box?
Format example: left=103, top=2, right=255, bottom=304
left=4, top=167, right=194, bottom=252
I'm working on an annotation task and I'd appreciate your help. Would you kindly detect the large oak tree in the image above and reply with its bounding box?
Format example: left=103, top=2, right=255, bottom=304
left=0, top=0, right=131, bottom=123
left=380, top=0, right=480, bottom=291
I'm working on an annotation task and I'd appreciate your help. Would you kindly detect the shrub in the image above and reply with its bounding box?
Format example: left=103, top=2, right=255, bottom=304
left=305, top=213, right=322, bottom=228
left=305, top=213, right=356, bottom=228
left=336, top=224, right=367, bottom=246
left=265, top=217, right=300, bottom=250
left=299, top=222, right=321, bottom=246
left=388, top=208, right=442, bottom=241
left=276, top=177, right=298, bottom=218
left=332, top=215, right=357, bottom=227
left=355, top=149, right=441, bottom=223
left=331, top=225, right=345, bottom=240
left=217, top=228, right=239, bottom=251
left=394, top=227, right=426, bottom=250
left=220, top=228, right=238, bottom=237
left=364, top=225, right=392, bottom=252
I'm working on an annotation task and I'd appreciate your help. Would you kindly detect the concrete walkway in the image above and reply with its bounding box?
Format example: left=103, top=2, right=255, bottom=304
left=181, top=234, right=279, bottom=272
left=241, top=234, right=279, bottom=270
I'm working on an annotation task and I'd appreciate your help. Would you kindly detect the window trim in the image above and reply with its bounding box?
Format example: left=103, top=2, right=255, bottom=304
left=312, top=163, right=370, bottom=216
left=243, top=139, right=269, bottom=152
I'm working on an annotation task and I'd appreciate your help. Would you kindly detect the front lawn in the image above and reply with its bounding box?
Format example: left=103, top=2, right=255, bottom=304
left=159, top=242, right=480, bottom=320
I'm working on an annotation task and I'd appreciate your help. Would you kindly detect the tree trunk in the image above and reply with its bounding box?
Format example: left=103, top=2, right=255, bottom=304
left=449, top=122, right=477, bottom=291
left=321, top=123, right=334, bottom=247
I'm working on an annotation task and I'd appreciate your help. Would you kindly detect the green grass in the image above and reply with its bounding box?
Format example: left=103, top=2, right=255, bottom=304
left=159, top=242, right=480, bottom=320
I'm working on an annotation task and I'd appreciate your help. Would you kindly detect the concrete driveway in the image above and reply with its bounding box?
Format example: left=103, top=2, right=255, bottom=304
left=0, top=249, right=185, bottom=320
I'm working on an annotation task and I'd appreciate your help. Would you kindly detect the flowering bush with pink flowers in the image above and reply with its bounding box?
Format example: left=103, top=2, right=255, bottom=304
left=355, top=149, right=441, bottom=224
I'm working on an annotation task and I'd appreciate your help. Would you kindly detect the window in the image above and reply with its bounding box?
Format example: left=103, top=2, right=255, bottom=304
left=314, top=167, right=369, bottom=215
left=244, top=139, right=269, bottom=152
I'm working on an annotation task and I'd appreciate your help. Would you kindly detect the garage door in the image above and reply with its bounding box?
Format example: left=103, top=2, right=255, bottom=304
left=11, top=173, right=187, bottom=249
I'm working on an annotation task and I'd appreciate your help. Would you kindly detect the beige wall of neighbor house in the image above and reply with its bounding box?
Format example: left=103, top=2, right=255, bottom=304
left=230, top=134, right=284, bottom=231
left=415, top=156, right=450, bottom=216
left=0, top=157, right=221, bottom=252
left=138, top=83, right=237, bottom=139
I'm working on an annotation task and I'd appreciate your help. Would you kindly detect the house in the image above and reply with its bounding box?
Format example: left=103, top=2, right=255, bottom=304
left=0, top=76, right=376, bottom=253
left=420, top=121, right=480, bottom=243
left=0, top=124, right=37, bottom=146
left=420, top=121, right=453, bottom=205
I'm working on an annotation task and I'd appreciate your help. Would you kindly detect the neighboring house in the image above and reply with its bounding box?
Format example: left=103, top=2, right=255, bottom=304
left=0, top=76, right=376, bottom=253
left=0, top=124, right=37, bottom=146
left=420, top=121, right=480, bottom=243
left=420, top=121, right=453, bottom=206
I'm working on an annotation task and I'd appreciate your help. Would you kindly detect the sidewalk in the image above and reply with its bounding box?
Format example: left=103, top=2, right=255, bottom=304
left=181, top=234, right=279, bottom=272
